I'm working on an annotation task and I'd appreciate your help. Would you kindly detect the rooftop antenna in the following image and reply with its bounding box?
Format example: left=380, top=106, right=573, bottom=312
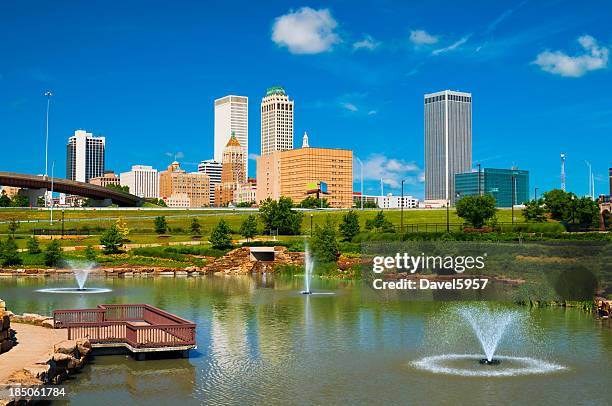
left=560, top=153, right=566, bottom=191
left=585, top=160, right=593, bottom=199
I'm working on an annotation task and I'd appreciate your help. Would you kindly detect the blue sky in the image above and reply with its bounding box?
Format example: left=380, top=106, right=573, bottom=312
left=0, top=0, right=611, bottom=199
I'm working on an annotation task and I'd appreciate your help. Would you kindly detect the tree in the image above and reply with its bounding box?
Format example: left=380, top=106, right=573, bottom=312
left=259, top=197, right=303, bottom=235
left=1, top=237, right=22, bottom=266
left=106, top=183, right=130, bottom=193
left=310, top=216, right=339, bottom=263
left=115, top=218, right=130, bottom=241
left=365, top=211, right=395, bottom=232
left=542, top=189, right=572, bottom=221
left=209, top=219, right=232, bottom=249
left=154, top=216, right=167, bottom=234
left=11, top=195, right=29, bottom=207
left=26, top=236, right=41, bottom=254
left=564, top=196, right=599, bottom=226
left=44, top=240, right=63, bottom=267
left=239, top=215, right=258, bottom=241
left=339, top=210, right=360, bottom=241
left=300, top=196, right=330, bottom=208
left=236, top=201, right=254, bottom=208
left=100, top=225, right=124, bottom=254
left=190, top=218, right=202, bottom=236
left=7, top=219, right=19, bottom=237
left=84, top=245, right=97, bottom=262
left=0, top=191, right=11, bottom=207
left=522, top=199, right=547, bottom=222
left=36, top=196, right=46, bottom=207
left=455, top=195, right=497, bottom=228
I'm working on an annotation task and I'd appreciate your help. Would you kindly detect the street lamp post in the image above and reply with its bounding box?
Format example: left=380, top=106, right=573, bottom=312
left=61, top=210, right=65, bottom=238
left=44, top=91, right=53, bottom=178
left=355, top=157, right=364, bottom=210
left=534, top=187, right=538, bottom=201
left=310, top=214, right=313, bottom=236
left=50, top=161, right=55, bottom=225
left=446, top=200, right=450, bottom=232
left=400, top=179, right=404, bottom=233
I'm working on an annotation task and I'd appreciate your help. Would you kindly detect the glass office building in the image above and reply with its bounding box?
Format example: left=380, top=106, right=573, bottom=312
left=455, top=168, right=529, bottom=207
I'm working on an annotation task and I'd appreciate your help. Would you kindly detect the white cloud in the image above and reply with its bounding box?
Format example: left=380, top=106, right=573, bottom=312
left=165, top=151, right=184, bottom=160
left=355, top=154, right=421, bottom=189
left=341, top=102, right=358, bottom=112
left=431, top=35, right=471, bottom=55
left=271, top=7, right=340, bottom=54
left=409, top=30, right=439, bottom=46
left=532, top=35, right=609, bottom=77
left=248, top=153, right=260, bottom=161
left=367, top=110, right=377, bottom=115
left=353, top=35, right=380, bottom=51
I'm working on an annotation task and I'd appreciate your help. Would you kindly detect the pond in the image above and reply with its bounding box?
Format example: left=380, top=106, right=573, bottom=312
left=1, top=275, right=611, bottom=405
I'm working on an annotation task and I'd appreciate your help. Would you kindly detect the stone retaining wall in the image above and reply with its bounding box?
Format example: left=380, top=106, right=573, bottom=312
left=0, top=300, right=15, bottom=354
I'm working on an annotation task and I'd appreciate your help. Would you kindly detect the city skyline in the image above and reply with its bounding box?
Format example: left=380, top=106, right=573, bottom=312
left=0, top=1, right=610, bottom=199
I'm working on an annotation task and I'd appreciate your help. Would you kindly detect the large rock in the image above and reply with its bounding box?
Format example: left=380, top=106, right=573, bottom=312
left=54, top=339, right=78, bottom=355
left=76, top=338, right=92, bottom=356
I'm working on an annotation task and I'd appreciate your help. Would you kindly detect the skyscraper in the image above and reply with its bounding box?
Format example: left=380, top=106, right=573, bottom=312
left=215, top=134, right=246, bottom=206
left=120, top=165, right=159, bottom=198
left=214, top=95, right=248, bottom=181
left=260, top=86, right=294, bottom=156
left=197, top=159, right=222, bottom=206
left=66, top=130, right=105, bottom=183
left=424, top=90, right=472, bottom=204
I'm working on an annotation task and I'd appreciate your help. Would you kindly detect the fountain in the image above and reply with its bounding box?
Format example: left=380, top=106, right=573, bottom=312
left=301, top=244, right=314, bottom=295
left=411, top=304, right=567, bottom=376
left=37, top=261, right=111, bottom=294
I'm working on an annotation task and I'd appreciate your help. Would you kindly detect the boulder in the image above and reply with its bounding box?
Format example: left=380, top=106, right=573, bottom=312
left=41, top=319, right=55, bottom=329
left=54, top=339, right=78, bottom=355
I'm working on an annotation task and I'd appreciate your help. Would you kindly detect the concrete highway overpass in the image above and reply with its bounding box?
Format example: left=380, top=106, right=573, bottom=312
left=0, top=172, right=142, bottom=207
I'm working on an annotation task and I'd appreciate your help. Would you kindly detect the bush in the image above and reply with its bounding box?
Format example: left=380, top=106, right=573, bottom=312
left=310, top=215, right=339, bottom=263
left=456, top=195, right=497, bottom=228
left=26, top=236, right=41, bottom=254
left=239, top=215, right=258, bottom=241
left=339, top=210, right=360, bottom=241
left=100, top=225, right=124, bottom=254
left=190, top=218, right=202, bottom=236
left=44, top=240, right=63, bottom=266
left=84, top=245, right=97, bottom=261
left=1, top=237, right=22, bottom=266
left=259, top=197, right=303, bottom=235
left=154, top=216, right=167, bottom=234
left=365, top=211, right=395, bottom=232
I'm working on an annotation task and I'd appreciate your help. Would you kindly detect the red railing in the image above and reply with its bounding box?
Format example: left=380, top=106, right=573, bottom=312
left=54, top=304, right=196, bottom=349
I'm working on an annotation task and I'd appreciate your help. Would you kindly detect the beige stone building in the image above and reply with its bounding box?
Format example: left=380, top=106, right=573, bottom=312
left=159, top=162, right=210, bottom=207
left=256, top=135, right=353, bottom=208
left=89, top=171, right=121, bottom=188
left=215, top=134, right=246, bottom=206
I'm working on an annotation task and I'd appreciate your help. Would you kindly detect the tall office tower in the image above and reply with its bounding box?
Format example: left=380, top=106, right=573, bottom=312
left=424, top=90, right=472, bottom=204
left=215, top=134, right=245, bottom=206
left=260, top=86, right=294, bottom=156
left=197, top=159, right=222, bottom=206
left=214, top=95, right=248, bottom=181
left=120, top=165, right=160, bottom=198
left=66, top=130, right=106, bottom=183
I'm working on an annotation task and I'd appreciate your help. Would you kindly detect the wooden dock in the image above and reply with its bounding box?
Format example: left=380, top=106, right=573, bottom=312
left=53, top=304, right=196, bottom=359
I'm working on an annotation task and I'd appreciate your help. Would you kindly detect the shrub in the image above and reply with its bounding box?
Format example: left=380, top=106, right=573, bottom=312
left=310, top=215, right=339, bottom=263
left=84, top=245, right=97, bottom=261
left=190, top=218, right=202, bottom=236
left=44, top=240, right=63, bottom=266
left=456, top=195, right=497, bottom=228
left=239, top=215, right=258, bottom=241
left=1, top=237, right=22, bottom=266
left=154, top=216, right=167, bottom=234
left=339, top=210, right=360, bottom=241
left=26, top=236, right=41, bottom=254
left=209, top=219, right=233, bottom=249
left=100, top=225, right=124, bottom=254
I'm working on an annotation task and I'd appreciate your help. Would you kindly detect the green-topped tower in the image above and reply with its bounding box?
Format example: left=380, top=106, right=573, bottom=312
left=261, top=86, right=294, bottom=156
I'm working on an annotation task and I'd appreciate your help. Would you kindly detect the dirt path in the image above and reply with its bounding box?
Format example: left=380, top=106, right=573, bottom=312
left=0, top=323, right=67, bottom=383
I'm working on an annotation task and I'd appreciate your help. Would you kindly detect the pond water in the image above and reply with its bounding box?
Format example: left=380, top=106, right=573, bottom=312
left=1, top=275, right=610, bottom=405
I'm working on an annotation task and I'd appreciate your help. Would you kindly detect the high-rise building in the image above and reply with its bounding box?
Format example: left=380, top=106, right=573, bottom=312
left=198, top=159, right=222, bottom=206
left=120, top=165, right=159, bottom=198
left=159, top=162, right=210, bottom=207
left=89, top=171, right=120, bottom=188
left=455, top=167, right=529, bottom=208
left=234, top=179, right=257, bottom=205
left=424, top=90, right=472, bottom=205
left=256, top=134, right=353, bottom=208
left=215, top=134, right=246, bottom=206
left=66, top=130, right=105, bottom=183
left=260, top=86, right=294, bottom=156
left=214, top=95, right=248, bottom=181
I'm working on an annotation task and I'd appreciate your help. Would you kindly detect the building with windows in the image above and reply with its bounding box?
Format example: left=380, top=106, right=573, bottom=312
left=455, top=167, right=529, bottom=208
left=89, top=171, right=120, bottom=188
left=120, top=165, right=159, bottom=198
left=159, top=162, right=210, bottom=207
left=261, top=86, right=294, bottom=156
left=198, top=159, right=222, bottom=206
left=66, top=130, right=105, bottom=183
left=424, top=90, right=472, bottom=205
left=215, top=134, right=246, bottom=207
left=214, top=95, right=248, bottom=182
left=256, top=134, right=353, bottom=208
left=234, top=179, right=257, bottom=205
left=351, top=192, right=419, bottom=209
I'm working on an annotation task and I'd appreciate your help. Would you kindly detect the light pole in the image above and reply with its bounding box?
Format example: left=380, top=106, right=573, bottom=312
left=477, top=163, right=481, bottom=196
left=310, top=214, right=313, bottom=236
left=355, top=157, right=363, bottom=210
left=534, top=187, right=538, bottom=201
left=50, top=161, right=55, bottom=225
left=400, top=179, right=404, bottom=233
left=446, top=200, right=450, bottom=232
left=44, top=91, right=53, bottom=177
